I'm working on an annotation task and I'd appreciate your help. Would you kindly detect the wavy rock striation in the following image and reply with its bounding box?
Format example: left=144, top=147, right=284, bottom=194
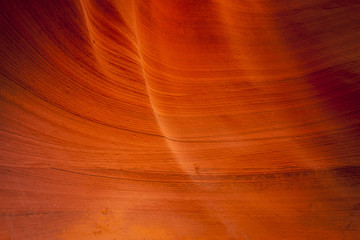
left=1, top=0, right=360, bottom=239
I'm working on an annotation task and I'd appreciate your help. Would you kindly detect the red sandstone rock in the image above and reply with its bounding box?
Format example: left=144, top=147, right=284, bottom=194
left=1, top=0, right=360, bottom=239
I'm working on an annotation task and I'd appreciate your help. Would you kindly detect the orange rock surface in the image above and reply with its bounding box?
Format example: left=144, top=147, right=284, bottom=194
left=1, top=0, right=360, bottom=239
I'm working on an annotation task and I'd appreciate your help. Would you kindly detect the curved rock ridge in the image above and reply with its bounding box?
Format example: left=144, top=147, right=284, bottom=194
left=1, top=0, right=360, bottom=239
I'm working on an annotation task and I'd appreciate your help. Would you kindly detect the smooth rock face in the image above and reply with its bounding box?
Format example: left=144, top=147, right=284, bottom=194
left=1, top=0, right=360, bottom=239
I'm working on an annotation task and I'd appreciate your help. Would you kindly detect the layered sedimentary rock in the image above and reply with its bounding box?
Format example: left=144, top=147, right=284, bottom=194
left=1, top=0, right=360, bottom=239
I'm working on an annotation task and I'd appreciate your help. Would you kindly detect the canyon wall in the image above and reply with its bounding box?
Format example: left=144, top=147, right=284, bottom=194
left=1, top=0, right=360, bottom=239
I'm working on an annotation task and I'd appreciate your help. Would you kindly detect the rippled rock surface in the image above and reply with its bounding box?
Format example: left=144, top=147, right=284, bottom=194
left=1, top=0, right=360, bottom=239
